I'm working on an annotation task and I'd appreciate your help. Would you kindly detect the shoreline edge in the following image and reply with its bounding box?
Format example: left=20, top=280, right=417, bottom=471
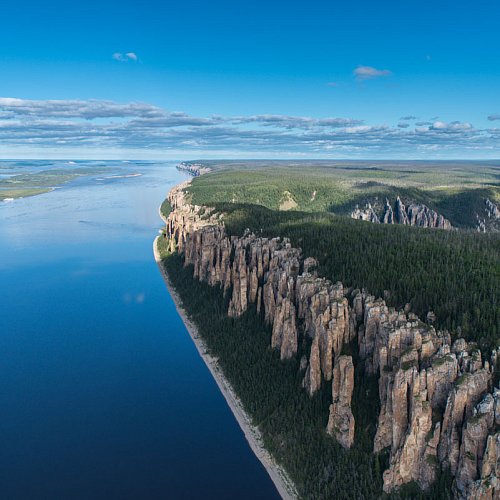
left=153, top=216, right=297, bottom=499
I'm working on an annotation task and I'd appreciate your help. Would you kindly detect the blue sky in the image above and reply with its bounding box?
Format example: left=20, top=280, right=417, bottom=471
left=1, top=0, right=499, bottom=159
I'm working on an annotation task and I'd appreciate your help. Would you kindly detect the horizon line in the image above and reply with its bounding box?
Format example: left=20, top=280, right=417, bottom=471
left=1, top=157, right=499, bottom=162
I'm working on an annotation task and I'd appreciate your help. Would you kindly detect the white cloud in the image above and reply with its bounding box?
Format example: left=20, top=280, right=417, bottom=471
left=231, top=114, right=363, bottom=129
left=354, top=65, right=392, bottom=80
left=112, top=52, right=138, bottom=62
left=430, top=121, right=473, bottom=131
left=0, top=96, right=498, bottom=157
left=0, top=98, right=164, bottom=119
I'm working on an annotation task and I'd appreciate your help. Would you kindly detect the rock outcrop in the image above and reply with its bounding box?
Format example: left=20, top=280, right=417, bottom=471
left=351, top=203, right=380, bottom=223
left=439, top=368, right=491, bottom=475
left=351, top=196, right=452, bottom=229
left=176, top=161, right=212, bottom=176
left=468, top=431, right=500, bottom=499
left=455, top=392, right=497, bottom=498
left=476, top=198, right=500, bottom=233
left=164, top=179, right=499, bottom=498
left=382, top=198, right=394, bottom=224
left=327, top=355, right=355, bottom=449
left=485, top=198, right=500, bottom=220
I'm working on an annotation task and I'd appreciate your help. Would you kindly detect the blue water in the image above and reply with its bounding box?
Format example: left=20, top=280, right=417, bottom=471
left=0, top=161, right=279, bottom=499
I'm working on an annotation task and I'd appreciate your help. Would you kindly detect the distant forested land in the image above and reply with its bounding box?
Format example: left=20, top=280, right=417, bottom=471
left=160, top=250, right=454, bottom=499
left=186, top=162, right=499, bottom=228
left=215, top=203, right=500, bottom=351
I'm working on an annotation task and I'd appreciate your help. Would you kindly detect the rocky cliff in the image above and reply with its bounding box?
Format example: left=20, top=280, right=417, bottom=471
left=164, top=180, right=499, bottom=498
left=351, top=196, right=453, bottom=230
left=327, top=355, right=355, bottom=449
left=176, top=162, right=212, bottom=176
left=476, top=198, right=500, bottom=233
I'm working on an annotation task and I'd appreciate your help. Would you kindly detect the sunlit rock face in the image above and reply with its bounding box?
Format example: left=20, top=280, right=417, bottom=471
left=165, top=180, right=499, bottom=497
left=477, top=198, right=500, bottom=233
left=327, top=355, right=355, bottom=449
left=350, top=196, right=452, bottom=230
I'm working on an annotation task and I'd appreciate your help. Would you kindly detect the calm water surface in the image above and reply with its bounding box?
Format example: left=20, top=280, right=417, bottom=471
left=0, top=161, right=279, bottom=499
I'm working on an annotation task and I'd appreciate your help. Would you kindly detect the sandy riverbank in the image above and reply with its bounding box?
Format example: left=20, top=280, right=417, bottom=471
left=153, top=233, right=297, bottom=500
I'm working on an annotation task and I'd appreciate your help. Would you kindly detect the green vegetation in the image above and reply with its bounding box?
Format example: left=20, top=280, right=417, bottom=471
left=0, top=169, right=80, bottom=188
left=216, top=203, right=499, bottom=350
left=432, top=355, right=455, bottom=367
left=0, top=166, right=110, bottom=200
left=162, top=160, right=498, bottom=497
left=186, top=161, right=499, bottom=228
left=188, top=168, right=350, bottom=213
left=160, top=198, right=172, bottom=219
left=455, top=373, right=470, bottom=387
left=0, top=187, right=53, bottom=200
left=157, top=232, right=170, bottom=259
left=160, top=250, right=453, bottom=498
left=400, top=360, right=418, bottom=371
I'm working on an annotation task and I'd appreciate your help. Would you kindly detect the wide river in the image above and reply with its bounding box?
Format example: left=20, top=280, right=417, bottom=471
left=0, top=161, right=279, bottom=499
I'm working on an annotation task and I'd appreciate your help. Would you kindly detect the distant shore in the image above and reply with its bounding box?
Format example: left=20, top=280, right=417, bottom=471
left=153, top=229, right=297, bottom=500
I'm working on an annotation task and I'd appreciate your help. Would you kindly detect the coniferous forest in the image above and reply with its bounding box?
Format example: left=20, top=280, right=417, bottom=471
left=160, top=246, right=455, bottom=499
left=215, top=203, right=499, bottom=351
left=160, top=163, right=499, bottom=498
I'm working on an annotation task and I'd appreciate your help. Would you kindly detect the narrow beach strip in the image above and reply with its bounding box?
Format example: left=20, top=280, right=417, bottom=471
left=153, top=234, right=297, bottom=500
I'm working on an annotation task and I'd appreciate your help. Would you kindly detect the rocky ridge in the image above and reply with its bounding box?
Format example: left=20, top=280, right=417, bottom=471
left=164, top=181, right=499, bottom=498
left=176, top=162, right=212, bottom=176
left=351, top=196, right=453, bottom=230
left=327, top=355, right=355, bottom=449
left=476, top=198, right=500, bottom=233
